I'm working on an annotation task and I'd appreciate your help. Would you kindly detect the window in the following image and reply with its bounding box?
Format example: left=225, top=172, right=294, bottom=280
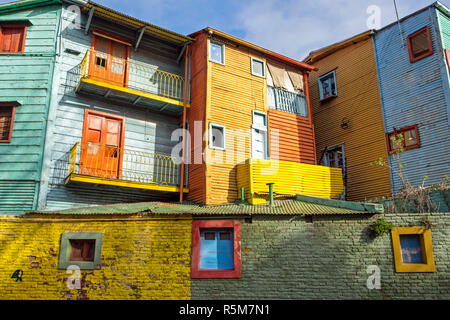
left=391, top=227, right=436, bottom=273
left=324, top=145, right=345, bottom=171
left=58, top=233, right=103, bottom=270
left=387, top=125, right=420, bottom=153
left=252, top=111, right=268, bottom=160
left=0, top=104, right=15, bottom=143
left=191, top=220, right=241, bottom=279
left=209, top=40, right=225, bottom=65
left=0, top=25, right=27, bottom=53
left=407, top=26, right=433, bottom=63
left=209, top=123, right=226, bottom=150
left=445, top=49, right=450, bottom=74
left=251, top=57, right=265, bottom=78
left=318, top=71, right=337, bottom=101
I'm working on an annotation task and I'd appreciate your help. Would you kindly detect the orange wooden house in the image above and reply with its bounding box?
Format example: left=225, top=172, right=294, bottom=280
left=186, top=28, right=345, bottom=205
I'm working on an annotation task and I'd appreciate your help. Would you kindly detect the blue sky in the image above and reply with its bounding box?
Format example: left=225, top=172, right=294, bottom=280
left=1, top=0, right=448, bottom=59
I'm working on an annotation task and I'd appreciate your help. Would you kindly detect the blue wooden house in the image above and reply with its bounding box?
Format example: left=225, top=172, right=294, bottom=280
left=373, top=2, right=450, bottom=194
left=37, top=1, right=192, bottom=211
left=0, top=0, right=62, bottom=214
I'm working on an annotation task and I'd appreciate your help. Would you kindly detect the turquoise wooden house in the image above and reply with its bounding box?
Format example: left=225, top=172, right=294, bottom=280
left=38, top=1, right=192, bottom=211
left=0, top=0, right=62, bottom=214
left=373, top=2, right=450, bottom=194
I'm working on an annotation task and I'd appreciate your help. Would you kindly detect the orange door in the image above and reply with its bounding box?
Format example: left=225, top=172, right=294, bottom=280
left=80, top=111, right=124, bottom=179
left=90, top=35, right=128, bottom=87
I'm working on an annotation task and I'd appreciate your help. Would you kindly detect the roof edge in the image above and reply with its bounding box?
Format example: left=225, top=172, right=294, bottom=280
left=295, top=195, right=385, bottom=214
left=0, top=0, right=61, bottom=13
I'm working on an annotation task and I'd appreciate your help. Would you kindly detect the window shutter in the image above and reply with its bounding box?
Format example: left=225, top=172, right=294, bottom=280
left=410, top=31, right=430, bottom=57
left=0, top=27, right=25, bottom=53
left=0, top=107, right=13, bottom=141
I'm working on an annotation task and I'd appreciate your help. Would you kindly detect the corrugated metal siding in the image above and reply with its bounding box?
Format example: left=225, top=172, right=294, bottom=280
left=309, top=38, right=392, bottom=201
left=0, top=4, right=60, bottom=214
left=374, top=8, right=450, bottom=194
left=186, top=32, right=207, bottom=204
left=40, top=5, right=182, bottom=211
left=268, top=109, right=316, bottom=165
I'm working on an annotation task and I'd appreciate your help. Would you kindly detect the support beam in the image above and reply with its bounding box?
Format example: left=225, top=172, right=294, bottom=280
left=85, top=7, right=95, bottom=35
left=133, top=96, right=143, bottom=105
left=177, top=43, right=188, bottom=65
left=159, top=103, right=170, bottom=111
left=104, top=89, right=112, bottom=98
left=135, top=27, right=148, bottom=51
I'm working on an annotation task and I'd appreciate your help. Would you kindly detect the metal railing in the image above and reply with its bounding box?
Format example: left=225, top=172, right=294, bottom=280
left=65, top=142, right=183, bottom=187
left=80, top=49, right=185, bottom=101
left=268, top=85, right=308, bottom=117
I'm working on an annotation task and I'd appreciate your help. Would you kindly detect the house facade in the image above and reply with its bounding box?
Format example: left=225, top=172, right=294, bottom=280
left=304, top=31, right=393, bottom=202
left=0, top=0, right=62, bottom=214
left=373, top=2, right=450, bottom=194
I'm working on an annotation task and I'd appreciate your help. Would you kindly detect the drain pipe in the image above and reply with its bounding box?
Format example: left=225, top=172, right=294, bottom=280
left=267, top=183, right=275, bottom=206
left=240, top=187, right=245, bottom=204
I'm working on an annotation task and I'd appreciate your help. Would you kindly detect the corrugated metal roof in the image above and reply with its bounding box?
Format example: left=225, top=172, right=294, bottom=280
left=30, top=196, right=380, bottom=216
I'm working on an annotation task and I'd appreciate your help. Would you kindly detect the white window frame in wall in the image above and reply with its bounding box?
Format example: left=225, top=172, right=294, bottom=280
left=251, top=111, right=269, bottom=160
left=251, top=57, right=266, bottom=78
left=209, top=123, right=226, bottom=151
left=209, top=40, right=225, bottom=65
left=318, top=70, right=337, bottom=101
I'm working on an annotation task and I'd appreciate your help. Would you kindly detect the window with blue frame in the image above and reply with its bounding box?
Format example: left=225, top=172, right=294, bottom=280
left=318, top=71, right=337, bottom=101
left=209, top=40, right=225, bottom=65
left=200, top=229, right=234, bottom=270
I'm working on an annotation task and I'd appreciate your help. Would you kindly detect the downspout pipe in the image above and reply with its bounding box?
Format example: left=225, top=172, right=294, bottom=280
left=179, top=46, right=190, bottom=203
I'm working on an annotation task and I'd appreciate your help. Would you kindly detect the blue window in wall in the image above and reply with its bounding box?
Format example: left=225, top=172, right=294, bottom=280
left=318, top=71, right=337, bottom=101
left=400, top=234, right=424, bottom=264
left=200, top=229, right=234, bottom=270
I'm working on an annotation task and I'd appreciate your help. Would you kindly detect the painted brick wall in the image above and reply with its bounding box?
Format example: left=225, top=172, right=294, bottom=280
left=0, top=215, right=191, bottom=300
left=192, top=213, right=450, bottom=300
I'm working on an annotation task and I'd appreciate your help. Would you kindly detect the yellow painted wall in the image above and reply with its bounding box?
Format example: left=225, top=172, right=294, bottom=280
left=237, top=159, right=344, bottom=205
left=205, top=35, right=268, bottom=205
left=0, top=215, right=191, bottom=300
left=308, top=37, right=392, bottom=201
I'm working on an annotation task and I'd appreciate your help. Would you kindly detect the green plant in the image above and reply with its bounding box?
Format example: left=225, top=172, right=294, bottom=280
left=421, top=215, right=435, bottom=230
left=371, top=219, right=394, bottom=238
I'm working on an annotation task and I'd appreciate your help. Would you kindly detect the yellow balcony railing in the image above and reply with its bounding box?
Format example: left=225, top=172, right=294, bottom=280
left=237, top=159, right=344, bottom=205
left=61, top=142, right=186, bottom=190
left=80, top=49, right=185, bottom=102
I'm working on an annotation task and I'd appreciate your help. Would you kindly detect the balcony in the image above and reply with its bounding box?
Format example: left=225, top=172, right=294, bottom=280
left=58, top=142, right=188, bottom=194
left=237, top=159, right=344, bottom=205
left=76, top=50, right=189, bottom=115
left=268, top=85, right=308, bottom=117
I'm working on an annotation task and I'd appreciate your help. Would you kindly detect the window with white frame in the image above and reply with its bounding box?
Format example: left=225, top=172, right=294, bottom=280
left=318, top=71, right=337, bottom=101
left=251, top=57, right=265, bottom=78
left=209, top=123, right=226, bottom=150
left=252, top=111, right=268, bottom=160
left=209, top=40, right=225, bottom=65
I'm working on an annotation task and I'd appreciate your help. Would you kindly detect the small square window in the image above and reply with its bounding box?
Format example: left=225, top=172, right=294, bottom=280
left=391, top=227, right=436, bottom=273
left=209, top=123, right=226, bottom=150
left=191, top=221, right=241, bottom=279
left=318, top=71, right=337, bottom=101
left=209, top=40, right=225, bottom=65
left=58, top=233, right=103, bottom=270
left=251, top=57, right=265, bottom=78
left=0, top=104, right=16, bottom=143
left=407, top=26, right=433, bottom=63
left=387, top=125, right=420, bottom=153
left=0, top=25, right=27, bottom=54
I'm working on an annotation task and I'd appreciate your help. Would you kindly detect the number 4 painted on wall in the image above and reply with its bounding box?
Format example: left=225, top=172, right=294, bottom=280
left=11, top=270, right=23, bottom=282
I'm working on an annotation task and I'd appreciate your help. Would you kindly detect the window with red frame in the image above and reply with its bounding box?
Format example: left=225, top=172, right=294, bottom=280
left=0, top=104, right=15, bottom=143
left=387, top=125, right=420, bottom=153
left=191, top=220, right=241, bottom=279
left=445, top=49, right=450, bottom=74
left=0, top=25, right=27, bottom=53
left=407, top=26, right=433, bottom=63
left=69, top=239, right=96, bottom=262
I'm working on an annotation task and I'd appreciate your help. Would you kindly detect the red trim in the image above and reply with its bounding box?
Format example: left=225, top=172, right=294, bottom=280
left=0, top=103, right=16, bottom=143
left=191, top=220, right=241, bottom=279
left=386, top=124, right=421, bottom=154
left=407, top=26, right=433, bottom=63
left=445, top=49, right=450, bottom=74
left=0, top=24, right=27, bottom=54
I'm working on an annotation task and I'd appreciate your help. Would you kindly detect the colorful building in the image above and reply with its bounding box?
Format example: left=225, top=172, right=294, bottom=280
left=373, top=2, right=450, bottom=194
left=304, top=31, right=392, bottom=202
left=0, top=0, right=62, bottom=214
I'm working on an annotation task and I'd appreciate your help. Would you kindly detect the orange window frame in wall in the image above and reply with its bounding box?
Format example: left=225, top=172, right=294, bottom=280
left=0, top=25, right=27, bottom=53
left=80, top=109, right=126, bottom=179
left=0, top=103, right=16, bottom=143
left=407, top=26, right=433, bottom=63
left=386, top=124, right=420, bottom=154
left=89, top=29, right=131, bottom=87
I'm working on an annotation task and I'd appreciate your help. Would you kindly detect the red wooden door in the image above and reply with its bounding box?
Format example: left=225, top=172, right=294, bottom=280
left=89, top=35, right=128, bottom=87
left=80, top=111, right=124, bottom=179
